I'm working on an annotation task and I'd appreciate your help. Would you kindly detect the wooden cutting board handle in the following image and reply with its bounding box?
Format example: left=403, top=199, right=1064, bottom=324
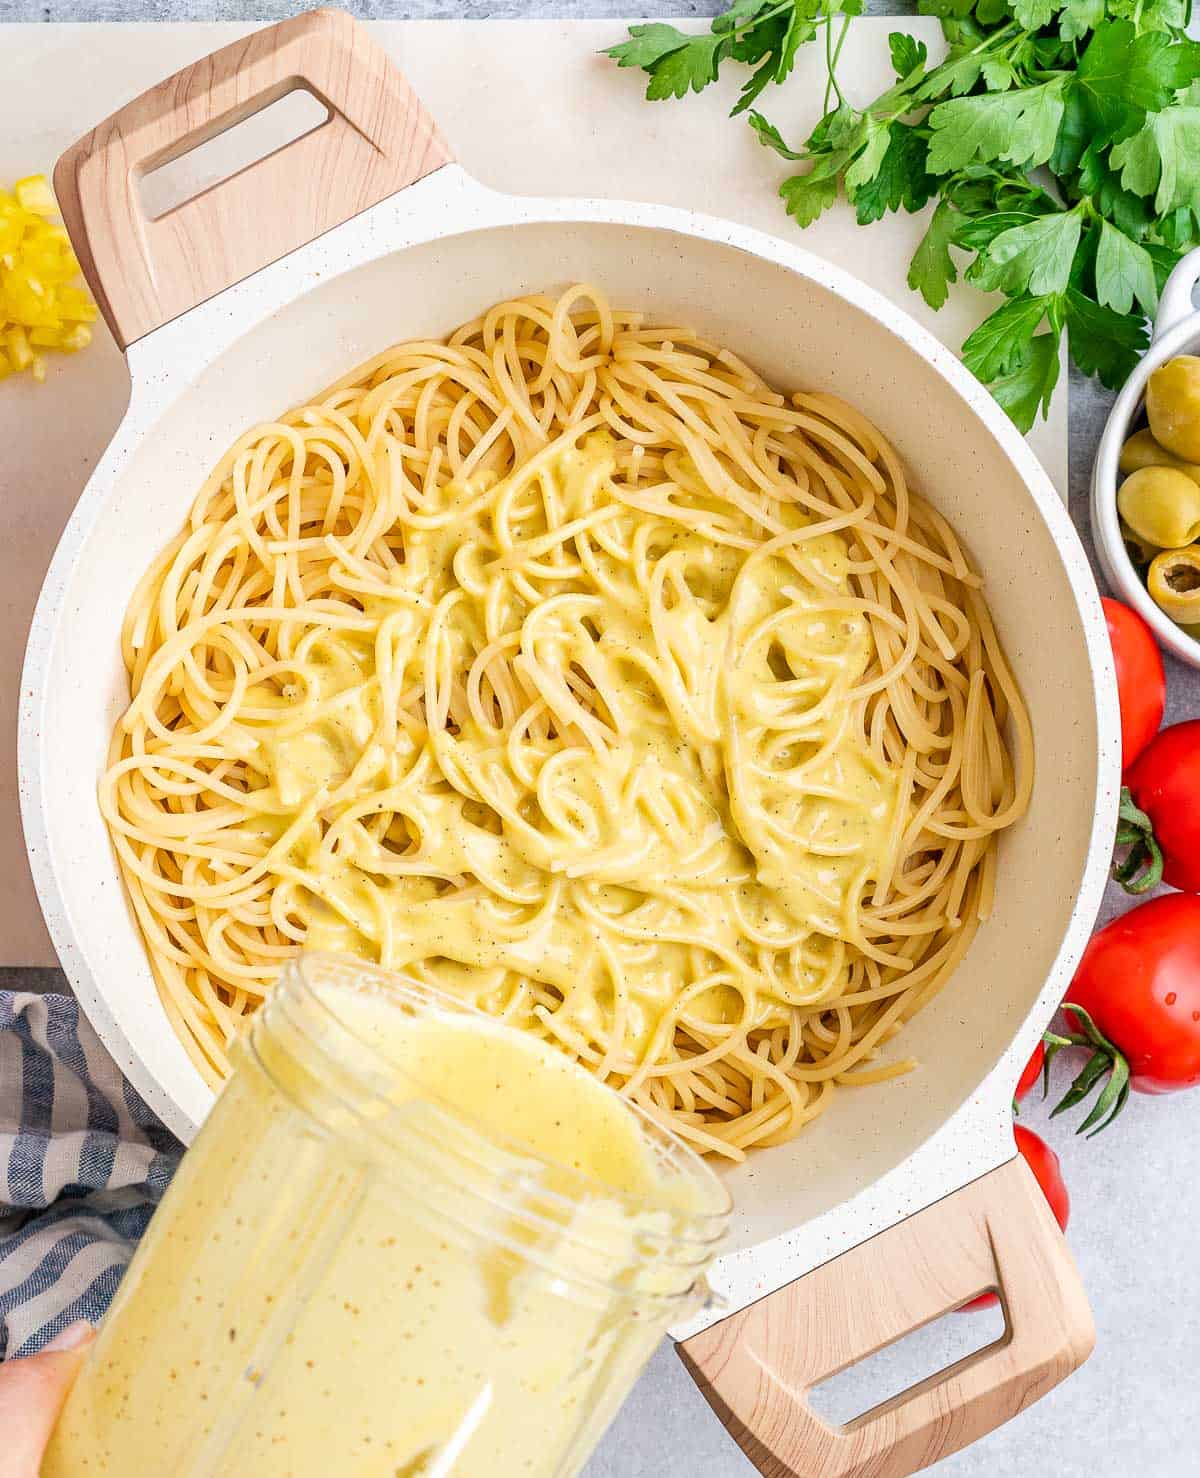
left=679, top=1155, right=1094, bottom=1478
left=53, top=7, right=453, bottom=350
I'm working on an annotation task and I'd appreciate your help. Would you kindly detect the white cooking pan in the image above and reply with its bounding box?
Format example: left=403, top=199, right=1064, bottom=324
left=20, top=11, right=1120, bottom=1475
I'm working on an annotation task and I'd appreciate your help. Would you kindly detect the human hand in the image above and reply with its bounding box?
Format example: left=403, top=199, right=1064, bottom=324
left=0, top=1322, right=93, bottom=1477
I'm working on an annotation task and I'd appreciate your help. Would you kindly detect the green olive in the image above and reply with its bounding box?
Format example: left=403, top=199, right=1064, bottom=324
left=1120, top=517, right=1159, bottom=567
left=1148, top=546, right=1200, bottom=624
left=1119, top=427, right=1200, bottom=485
left=1146, top=356, right=1200, bottom=462
left=1117, top=466, right=1200, bottom=549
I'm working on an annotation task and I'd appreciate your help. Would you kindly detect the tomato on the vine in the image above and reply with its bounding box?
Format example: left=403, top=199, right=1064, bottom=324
left=1015, top=1042, right=1045, bottom=1102
left=1046, top=894, right=1200, bottom=1135
left=1117, top=721, right=1200, bottom=895
left=959, top=1126, right=1068, bottom=1312
left=1066, top=894, right=1200, bottom=1094
left=1102, top=597, right=1164, bottom=772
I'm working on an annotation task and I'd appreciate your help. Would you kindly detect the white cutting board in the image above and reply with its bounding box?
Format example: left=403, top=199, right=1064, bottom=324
left=0, top=18, right=1068, bottom=967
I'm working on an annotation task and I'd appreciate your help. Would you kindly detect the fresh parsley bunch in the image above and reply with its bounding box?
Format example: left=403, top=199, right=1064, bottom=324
left=607, top=3, right=1200, bottom=430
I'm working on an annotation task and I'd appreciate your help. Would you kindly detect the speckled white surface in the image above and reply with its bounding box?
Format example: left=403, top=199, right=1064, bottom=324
left=2, top=6, right=1199, bottom=1478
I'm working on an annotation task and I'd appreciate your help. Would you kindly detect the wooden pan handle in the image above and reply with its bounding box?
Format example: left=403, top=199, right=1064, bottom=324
left=679, top=1156, right=1094, bottom=1478
left=54, top=7, right=453, bottom=350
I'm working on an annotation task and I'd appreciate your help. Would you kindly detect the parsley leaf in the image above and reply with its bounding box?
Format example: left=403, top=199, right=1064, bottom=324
left=988, top=332, right=1061, bottom=434
left=962, top=294, right=1054, bottom=381
left=780, top=168, right=841, bottom=227
left=729, top=1, right=820, bottom=115
left=1109, top=0, right=1189, bottom=31
left=889, top=31, right=927, bottom=81
left=843, top=119, right=894, bottom=192
left=1147, top=241, right=1184, bottom=294
left=1095, top=219, right=1159, bottom=316
left=1077, top=146, right=1154, bottom=238
left=953, top=208, right=1054, bottom=252
left=1111, top=106, right=1200, bottom=216
left=605, top=23, right=695, bottom=73
left=748, top=110, right=804, bottom=159
left=721, top=0, right=792, bottom=55
left=916, top=50, right=985, bottom=102
left=605, top=26, right=731, bottom=101
left=1158, top=205, right=1200, bottom=252
left=907, top=201, right=960, bottom=310
left=1110, top=120, right=1162, bottom=197
left=980, top=57, right=1016, bottom=92
left=1074, top=20, right=1200, bottom=146
left=849, top=125, right=934, bottom=224
left=1059, top=0, right=1105, bottom=41
left=773, top=4, right=814, bottom=83
left=1097, top=180, right=1155, bottom=240
left=1049, top=88, right=1090, bottom=176
left=645, top=34, right=728, bottom=100
left=1011, top=0, right=1062, bottom=29
left=926, top=78, right=1067, bottom=174
left=808, top=103, right=862, bottom=153
left=918, top=0, right=976, bottom=16
left=1065, top=289, right=1149, bottom=388
left=970, top=209, right=1083, bottom=298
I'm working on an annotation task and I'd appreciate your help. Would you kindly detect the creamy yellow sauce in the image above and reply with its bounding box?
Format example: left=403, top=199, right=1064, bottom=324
left=243, top=434, right=899, bottom=1061
left=44, top=977, right=723, bottom=1476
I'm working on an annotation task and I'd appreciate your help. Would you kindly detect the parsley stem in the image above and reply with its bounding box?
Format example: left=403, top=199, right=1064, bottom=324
left=725, top=0, right=793, bottom=42
left=823, top=8, right=846, bottom=112
left=829, top=9, right=852, bottom=98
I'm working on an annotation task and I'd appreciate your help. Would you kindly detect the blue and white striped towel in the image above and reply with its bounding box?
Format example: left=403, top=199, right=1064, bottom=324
left=0, top=992, right=181, bottom=1359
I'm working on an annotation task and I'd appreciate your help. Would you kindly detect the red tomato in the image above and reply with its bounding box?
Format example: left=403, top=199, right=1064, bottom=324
left=1066, top=893, right=1200, bottom=1096
left=1125, top=721, right=1200, bottom=895
left=1012, top=1124, right=1070, bottom=1230
left=1015, top=1042, right=1045, bottom=1102
left=1102, top=597, right=1165, bottom=771
left=959, top=1126, right=1068, bottom=1311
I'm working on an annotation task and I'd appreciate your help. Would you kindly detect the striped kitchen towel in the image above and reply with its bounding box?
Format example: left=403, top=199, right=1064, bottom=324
left=0, top=992, right=181, bottom=1359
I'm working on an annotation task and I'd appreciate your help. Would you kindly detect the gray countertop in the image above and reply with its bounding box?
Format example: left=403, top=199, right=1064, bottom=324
left=3, top=3, right=1200, bottom=1475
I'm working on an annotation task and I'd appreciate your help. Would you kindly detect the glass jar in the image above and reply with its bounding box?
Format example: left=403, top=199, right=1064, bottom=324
left=43, top=955, right=730, bottom=1477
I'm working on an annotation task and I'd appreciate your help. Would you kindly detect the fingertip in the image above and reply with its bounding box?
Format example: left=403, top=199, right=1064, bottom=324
left=42, top=1321, right=94, bottom=1355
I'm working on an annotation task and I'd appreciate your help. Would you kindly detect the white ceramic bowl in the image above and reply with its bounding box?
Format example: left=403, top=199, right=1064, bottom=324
left=1092, top=247, right=1200, bottom=667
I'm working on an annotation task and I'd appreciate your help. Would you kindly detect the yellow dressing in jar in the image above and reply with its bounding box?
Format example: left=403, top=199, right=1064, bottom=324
left=43, top=955, right=729, bottom=1477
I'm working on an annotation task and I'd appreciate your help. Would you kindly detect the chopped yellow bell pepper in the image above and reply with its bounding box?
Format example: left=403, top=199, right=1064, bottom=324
left=0, top=174, right=97, bottom=382
left=4, top=325, right=32, bottom=371
left=30, top=323, right=92, bottom=351
left=14, top=175, right=56, bottom=214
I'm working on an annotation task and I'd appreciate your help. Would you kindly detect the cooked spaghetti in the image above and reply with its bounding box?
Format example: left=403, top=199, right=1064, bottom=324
left=101, top=285, right=1032, bottom=1159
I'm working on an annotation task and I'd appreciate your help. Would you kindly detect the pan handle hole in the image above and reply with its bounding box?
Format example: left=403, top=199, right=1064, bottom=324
left=138, top=84, right=331, bottom=223
left=808, top=1298, right=1007, bottom=1428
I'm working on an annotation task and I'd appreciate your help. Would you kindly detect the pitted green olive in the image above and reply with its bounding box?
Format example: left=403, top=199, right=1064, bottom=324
left=1146, top=356, right=1200, bottom=462
left=1117, top=466, right=1200, bottom=549
left=1119, top=427, right=1200, bottom=485
left=1120, top=517, right=1159, bottom=567
left=1148, top=547, right=1200, bottom=624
